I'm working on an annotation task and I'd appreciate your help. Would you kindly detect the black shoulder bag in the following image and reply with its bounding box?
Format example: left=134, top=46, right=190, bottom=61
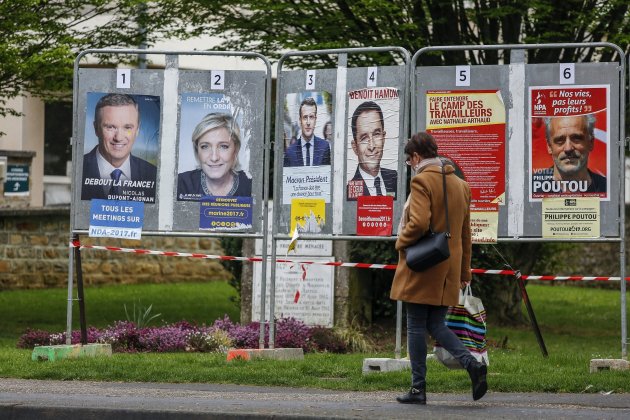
left=404, top=166, right=451, bottom=272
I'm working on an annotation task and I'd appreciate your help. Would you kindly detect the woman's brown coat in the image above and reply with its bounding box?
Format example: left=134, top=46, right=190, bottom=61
left=390, top=164, right=472, bottom=307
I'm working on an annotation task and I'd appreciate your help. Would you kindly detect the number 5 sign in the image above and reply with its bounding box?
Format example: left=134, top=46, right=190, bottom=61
left=455, top=65, right=470, bottom=87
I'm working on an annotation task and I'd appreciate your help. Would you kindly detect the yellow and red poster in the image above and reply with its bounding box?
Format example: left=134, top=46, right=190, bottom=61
left=529, top=85, right=609, bottom=200
left=426, top=90, right=506, bottom=211
left=290, top=198, right=325, bottom=235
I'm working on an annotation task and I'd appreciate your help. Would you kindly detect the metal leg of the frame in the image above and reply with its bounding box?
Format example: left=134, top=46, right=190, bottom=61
left=395, top=300, right=402, bottom=359
left=73, top=235, right=88, bottom=345
left=515, top=270, right=548, bottom=357
left=65, top=235, right=75, bottom=345
left=620, top=240, right=627, bottom=359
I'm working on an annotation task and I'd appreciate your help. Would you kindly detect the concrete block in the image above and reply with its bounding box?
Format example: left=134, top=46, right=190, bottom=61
left=362, top=357, right=411, bottom=374
left=31, top=344, right=112, bottom=362
left=589, top=358, right=630, bottom=373
left=226, top=348, right=304, bottom=362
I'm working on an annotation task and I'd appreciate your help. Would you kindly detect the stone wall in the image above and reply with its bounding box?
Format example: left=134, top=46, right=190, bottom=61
left=0, top=207, right=231, bottom=290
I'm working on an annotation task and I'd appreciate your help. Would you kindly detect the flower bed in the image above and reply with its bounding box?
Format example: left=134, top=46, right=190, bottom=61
left=17, top=316, right=350, bottom=354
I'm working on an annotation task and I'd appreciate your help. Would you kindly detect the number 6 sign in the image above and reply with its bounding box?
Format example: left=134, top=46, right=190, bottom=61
left=559, top=63, right=575, bottom=85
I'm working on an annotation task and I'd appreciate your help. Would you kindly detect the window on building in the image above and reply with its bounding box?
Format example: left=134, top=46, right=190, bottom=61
left=44, top=101, right=73, bottom=176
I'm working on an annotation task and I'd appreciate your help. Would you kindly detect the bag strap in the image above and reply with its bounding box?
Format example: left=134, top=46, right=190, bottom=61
left=441, top=164, right=450, bottom=236
left=427, top=164, right=451, bottom=236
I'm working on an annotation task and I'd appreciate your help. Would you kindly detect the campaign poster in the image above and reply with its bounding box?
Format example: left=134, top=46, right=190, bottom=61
left=356, top=196, right=393, bottom=236
left=177, top=93, right=252, bottom=201
left=282, top=91, right=333, bottom=204
left=290, top=198, right=326, bottom=234
left=541, top=197, right=600, bottom=238
left=346, top=87, right=400, bottom=201
left=88, top=199, right=144, bottom=240
left=426, top=90, right=506, bottom=210
left=529, top=85, right=609, bottom=200
left=81, top=92, right=160, bottom=203
left=470, top=207, right=499, bottom=244
left=199, top=196, right=253, bottom=231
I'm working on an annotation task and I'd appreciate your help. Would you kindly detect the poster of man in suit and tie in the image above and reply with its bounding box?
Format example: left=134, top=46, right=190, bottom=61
left=346, top=88, right=400, bottom=201
left=81, top=92, right=160, bottom=203
left=282, top=92, right=333, bottom=205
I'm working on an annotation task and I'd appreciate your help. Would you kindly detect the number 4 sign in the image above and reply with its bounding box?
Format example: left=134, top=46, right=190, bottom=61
left=367, top=67, right=377, bottom=87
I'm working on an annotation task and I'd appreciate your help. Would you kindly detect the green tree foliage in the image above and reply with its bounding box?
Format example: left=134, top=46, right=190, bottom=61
left=185, top=0, right=629, bottom=67
left=184, top=0, right=629, bottom=324
left=0, top=0, right=193, bottom=121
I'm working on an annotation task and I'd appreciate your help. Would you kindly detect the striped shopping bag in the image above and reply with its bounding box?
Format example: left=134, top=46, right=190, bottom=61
left=433, top=285, right=489, bottom=369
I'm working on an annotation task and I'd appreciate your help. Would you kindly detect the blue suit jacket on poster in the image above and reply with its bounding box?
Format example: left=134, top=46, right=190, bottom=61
left=347, top=166, right=398, bottom=201
left=81, top=146, right=157, bottom=201
left=283, top=136, right=331, bottom=167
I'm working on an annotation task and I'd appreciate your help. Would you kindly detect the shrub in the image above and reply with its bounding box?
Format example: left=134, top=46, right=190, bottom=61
left=16, top=329, right=51, bottom=349
left=332, top=324, right=373, bottom=353
left=124, top=302, right=162, bottom=329
left=275, top=317, right=311, bottom=351
left=16, top=316, right=365, bottom=354
left=138, top=325, right=189, bottom=352
left=98, top=321, right=141, bottom=352
left=309, top=327, right=348, bottom=353
left=212, top=315, right=261, bottom=348
left=187, top=329, right=233, bottom=353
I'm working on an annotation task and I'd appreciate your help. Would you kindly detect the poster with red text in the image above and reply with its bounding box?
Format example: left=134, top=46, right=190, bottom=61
left=356, top=195, right=393, bottom=236
left=426, top=90, right=506, bottom=211
left=529, top=85, right=609, bottom=200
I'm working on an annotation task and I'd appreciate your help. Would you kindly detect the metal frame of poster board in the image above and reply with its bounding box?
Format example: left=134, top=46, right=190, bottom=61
left=411, top=43, right=627, bottom=358
left=67, top=49, right=273, bottom=347
left=270, top=47, right=410, bottom=348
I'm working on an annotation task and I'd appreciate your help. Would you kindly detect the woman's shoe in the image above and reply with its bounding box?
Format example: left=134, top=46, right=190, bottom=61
left=467, top=361, right=488, bottom=401
left=396, top=387, right=426, bottom=405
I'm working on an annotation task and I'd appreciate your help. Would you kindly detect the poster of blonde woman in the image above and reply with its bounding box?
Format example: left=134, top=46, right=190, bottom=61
left=177, top=93, right=252, bottom=201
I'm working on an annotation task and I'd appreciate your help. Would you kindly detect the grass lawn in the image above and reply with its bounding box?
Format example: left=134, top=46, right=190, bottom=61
left=0, top=281, right=628, bottom=393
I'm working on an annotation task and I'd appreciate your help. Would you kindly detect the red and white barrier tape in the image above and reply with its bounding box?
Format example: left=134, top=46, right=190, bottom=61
left=70, top=241, right=629, bottom=282
left=69, top=241, right=397, bottom=270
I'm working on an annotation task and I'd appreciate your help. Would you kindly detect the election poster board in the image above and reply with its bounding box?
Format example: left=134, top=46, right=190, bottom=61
left=529, top=85, right=609, bottom=201
left=81, top=92, right=160, bottom=203
left=345, top=87, right=400, bottom=202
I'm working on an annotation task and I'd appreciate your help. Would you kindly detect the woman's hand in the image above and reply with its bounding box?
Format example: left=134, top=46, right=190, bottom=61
left=460, top=280, right=471, bottom=288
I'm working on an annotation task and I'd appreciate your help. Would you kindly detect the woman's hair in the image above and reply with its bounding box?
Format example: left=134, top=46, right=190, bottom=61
left=192, top=112, right=241, bottom=151
left=404, top=132, right=438, bottom=158
left=192, top=112, right=241, bottom=162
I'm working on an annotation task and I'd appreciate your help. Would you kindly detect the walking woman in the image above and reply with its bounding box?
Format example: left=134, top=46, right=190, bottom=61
left=391, top=132, right=487, bottom=404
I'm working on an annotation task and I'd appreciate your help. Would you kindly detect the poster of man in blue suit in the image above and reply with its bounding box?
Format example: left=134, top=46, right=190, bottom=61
left=81, top=92, right=160, bottom=203
left=283, top=96, right=331, bottom=167
left=282, top=92, right=333, bottom=204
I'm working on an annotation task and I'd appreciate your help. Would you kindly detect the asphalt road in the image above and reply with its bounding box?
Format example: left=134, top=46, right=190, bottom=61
left=1, top=378, right=629, bottom=419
